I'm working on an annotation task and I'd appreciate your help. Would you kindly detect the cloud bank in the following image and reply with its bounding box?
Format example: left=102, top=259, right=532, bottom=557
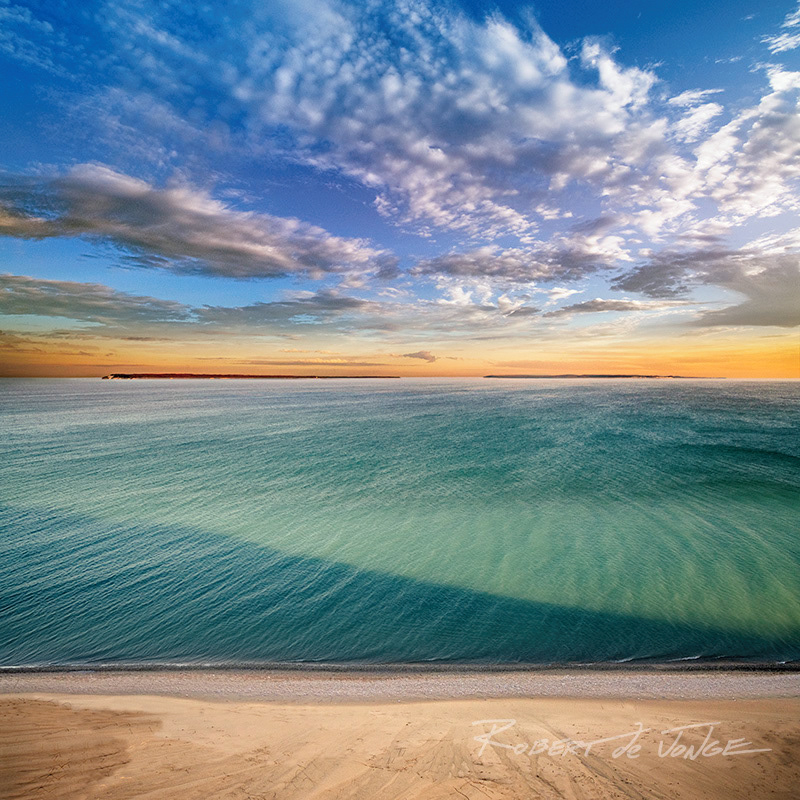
left=1, top=0, right=799, bottom=360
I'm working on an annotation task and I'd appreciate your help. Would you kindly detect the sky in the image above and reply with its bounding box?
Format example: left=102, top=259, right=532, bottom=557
left=0, top=0, right=798, bottom=377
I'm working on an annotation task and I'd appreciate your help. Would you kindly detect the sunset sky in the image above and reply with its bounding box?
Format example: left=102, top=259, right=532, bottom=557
left=1, top=0, right=798, bottom=377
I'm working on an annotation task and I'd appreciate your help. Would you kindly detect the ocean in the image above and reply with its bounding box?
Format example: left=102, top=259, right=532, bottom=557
left=1, top=378, right=799, bottom=667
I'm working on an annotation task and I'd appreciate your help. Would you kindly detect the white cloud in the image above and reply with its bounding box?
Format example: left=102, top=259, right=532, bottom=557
left=667, top=88, right=724, bottom=107
left=0, top=2, right=64, bottom=74
left=55, top=0, right=796, bottom=251
left=673, top=102, right=724, bottom=142
left=691, top=68, right=800, bottom=221
left=763, top=2, right=800, bottom=53
left=540, top=287, right=582, bottom=305
left=2, top=0, right=800, bottom=336
left=91, top=0, right=668, bottom=240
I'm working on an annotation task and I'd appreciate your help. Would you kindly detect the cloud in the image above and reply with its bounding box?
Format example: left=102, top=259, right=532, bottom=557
left=0, top=272, right=549, bottom=345
left=672, top=102, right=724, bottom=143
left=2, top=0, right=799, bottom=363
left=667, top=89, right=724, bottom=107
left=539, top=287, right=582, bottom=304
left=7, top=0, right=800, bottom=264
left=0, top=2, right=65, bottom=74
left=612, top=248, right=733, bottom=297
left=0, top=275, right=392, bottom=337
left=544, top=298, right=685, bottom=317
left=82, top=0, right=672, bottom=240
left=0, top=276, right=408, bottom=343
left=195, top=290, right=382, bottom=328
left=0, top=330, right=47, bottom=354
left=9, top=0, right=798, bottom=256
left=413, top=216, right=629, bottom=284
left=0, top=165, right=397, bottom=280
left=665, top=87, right=726, bottom=147
left=401, top=350, right=436, bottom=362
left=0, top=273, right=190, bottom=326
left=687, top=67, right=800, bottom=222
left=414, top=245, right=591, bottom=283
left=613, top=244, right=800, bottom=327
left=693, top=258, right=800, bottom=328
left=763, top=3, right=800, bottom=53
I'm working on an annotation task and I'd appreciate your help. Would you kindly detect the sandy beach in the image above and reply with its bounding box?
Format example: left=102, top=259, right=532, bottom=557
left=2, top=670, right=799, bottom=799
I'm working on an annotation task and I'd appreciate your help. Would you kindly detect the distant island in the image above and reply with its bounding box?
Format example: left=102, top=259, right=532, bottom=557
left=484, top=374, right=710, bottom=379
left=102, top=373, right=400, bottom=380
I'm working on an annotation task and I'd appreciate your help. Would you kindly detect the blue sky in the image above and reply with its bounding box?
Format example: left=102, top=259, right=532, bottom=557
left=0, top=0, right=798, bottom=375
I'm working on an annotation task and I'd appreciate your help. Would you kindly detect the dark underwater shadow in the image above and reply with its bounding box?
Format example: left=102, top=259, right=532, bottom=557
left=1, top=504, right=799, bottom=666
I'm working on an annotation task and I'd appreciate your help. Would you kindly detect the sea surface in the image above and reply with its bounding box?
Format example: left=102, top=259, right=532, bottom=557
left=1, top=378, right=799, bottom=667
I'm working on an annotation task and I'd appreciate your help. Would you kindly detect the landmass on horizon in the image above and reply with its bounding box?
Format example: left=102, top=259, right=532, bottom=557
left=101, top=373, right=401, bottom=379
left=484, top=373, right=721, bottom=379
left=99, top=372, right=718, bottom=380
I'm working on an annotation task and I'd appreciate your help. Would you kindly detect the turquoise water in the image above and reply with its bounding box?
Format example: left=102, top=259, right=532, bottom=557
left=1, top=378, right=799, bottom=666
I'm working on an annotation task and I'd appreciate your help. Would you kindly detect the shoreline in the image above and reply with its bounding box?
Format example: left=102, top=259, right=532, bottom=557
left=3, top=668, right=800, bottom=702
left=2, top=659, right=799, bottom=674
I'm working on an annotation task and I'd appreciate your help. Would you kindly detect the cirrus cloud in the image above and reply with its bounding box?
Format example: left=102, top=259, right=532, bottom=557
left=763, top=2, right=800, bottom=53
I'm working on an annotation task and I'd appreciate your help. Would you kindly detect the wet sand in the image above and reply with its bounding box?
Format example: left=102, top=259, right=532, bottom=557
left=2, top=670, right=799, bottom=799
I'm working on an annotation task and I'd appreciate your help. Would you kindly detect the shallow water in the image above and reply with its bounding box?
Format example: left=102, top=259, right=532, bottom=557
left=1, top=378, right=799, bottom=665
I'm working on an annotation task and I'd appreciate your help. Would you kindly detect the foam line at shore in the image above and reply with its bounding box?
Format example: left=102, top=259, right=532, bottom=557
left=2, top=659, right=800, bottom=674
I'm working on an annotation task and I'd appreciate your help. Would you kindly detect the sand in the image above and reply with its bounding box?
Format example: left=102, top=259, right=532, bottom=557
left=2, top=670, right=799, bottom=799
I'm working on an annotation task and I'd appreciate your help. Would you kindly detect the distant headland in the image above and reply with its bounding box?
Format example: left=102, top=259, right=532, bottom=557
left=99, top=373, right=716, bottom=380
left=102, top=373, right=400, bottom=380
left=483, top=374, right=714, bottom=379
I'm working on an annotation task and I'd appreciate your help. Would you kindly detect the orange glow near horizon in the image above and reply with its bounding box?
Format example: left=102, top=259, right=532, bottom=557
left=2, top=333, right=798, bottom=379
